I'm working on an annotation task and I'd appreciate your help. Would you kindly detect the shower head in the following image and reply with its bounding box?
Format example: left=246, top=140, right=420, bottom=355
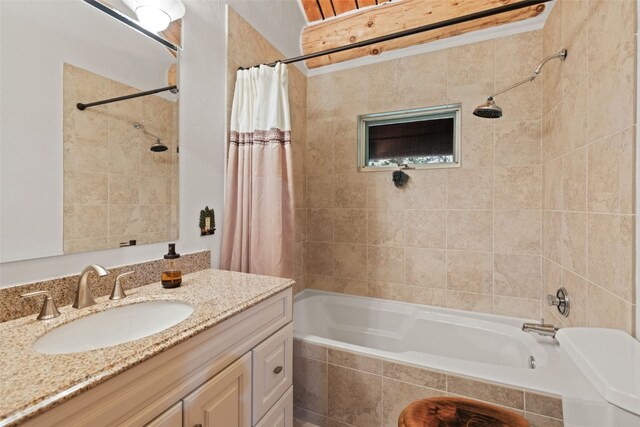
left=150, top=139, right=169, bottom=152
left=474, top=49, right=567, bottom=119
left=473, top=97, right=503, bottom=119
left=133, top=123, right=168, bottom=152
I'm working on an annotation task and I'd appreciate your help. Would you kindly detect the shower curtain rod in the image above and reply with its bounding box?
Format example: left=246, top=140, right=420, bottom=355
left=239, top=0, right=552, bottom=70
left=76, top=85, right=178, bottom=111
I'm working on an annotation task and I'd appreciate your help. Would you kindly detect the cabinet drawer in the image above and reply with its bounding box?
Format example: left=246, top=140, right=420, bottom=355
left=254, top=386, right=293, bottom=427
left=252, top=323, right=293, bottom=424
left=145, top=402, right=182, bottom=427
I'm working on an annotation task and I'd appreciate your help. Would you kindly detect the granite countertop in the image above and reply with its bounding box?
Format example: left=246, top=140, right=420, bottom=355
left=0, top=268, right=294, bottom=427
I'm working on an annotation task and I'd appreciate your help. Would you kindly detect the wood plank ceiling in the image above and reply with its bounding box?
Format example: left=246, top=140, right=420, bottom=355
left=299, top=0, right=547, bottom=68
left=301, top=0, right=388, bottom=22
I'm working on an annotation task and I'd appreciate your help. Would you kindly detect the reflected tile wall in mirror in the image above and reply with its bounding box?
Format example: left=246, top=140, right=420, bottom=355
left=63, top=63, right=179, bottom=254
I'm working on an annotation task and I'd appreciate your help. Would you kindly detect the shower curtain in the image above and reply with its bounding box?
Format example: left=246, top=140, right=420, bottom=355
left=220, top=63, right=295, bottom=278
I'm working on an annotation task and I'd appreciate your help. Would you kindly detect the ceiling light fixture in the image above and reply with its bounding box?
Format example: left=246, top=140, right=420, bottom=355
left=122, top=0, right=185, bottom=32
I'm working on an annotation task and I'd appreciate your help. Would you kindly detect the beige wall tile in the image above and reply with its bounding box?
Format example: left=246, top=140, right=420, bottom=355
left=495, top=166, right=542, bottom=210
left=495, top=32, right=543, bottom=80
left=334, top=278, right=368, bottom=296
left=495, top=121, right=541, bottom=167
left=382, top=361, right=446, bottom=390
left=543, top=211, right=562, bottom=264
left=307, top=242, right=334, bottom=276
left=587, top=283, right=633, bottom=333
left=447, top=376, right=524, bottom=409
left=447, top=291, right=493, bottom=313
left=294, top=339, right=327, bottom=361
left=448, top=40, right=494, bottom=86
left=587, top=214, right=634, bottom=301
left=334, top=174, right=366, bottom=208
left=587, top=37, right=636, bottom=143
left=109, top=174, right=139, bottom=205
left=447, top=168, right=493, bottom=209
left=403, top=170, right=447, bottom=210
left=495, top=210, right=541, bottom=255
left=525, top=391, right=562, bottom=419
left=562, top=212, right=586, bottom=276
left=543, top=156, right=563, bottom=210
left=367, top=172, right=404, bottom=209
left=368, top=281, right=404, bottom=301
left=306, top=274, right=335, bottom=292
left=494, top=254, right=541, bottom=300
left=367, top=209, right=404, bottom=246
left=561, top=81, right=588, bottom=150
left=493, top=296, right=541, bottom=320
left=294, top=355, right=327, bottom=415
left=587, top=0, right=636, bottom=72
left=333, top=117, right=358, bottom=173
left=307, top=175, right=334, bottom=208
left=404, top=210, right=446, bottom=248
left=403, top=286, right=447, bottom=307
left=496, top=77, right=542, bottom=123
left=399, top=50, right=448, bottom=107
left=525, top=412, right=564, bottom=427
left=382, top=377, right=443, bottom=427
left=307, top=117, right=334, bottom=176
left=405, top=248, right=446, bottom=288
left=308, top=209, right=334, bottom=242
left=367, top=246, right=403, bottom=283
left=461, top=125, right=494, bottom=168
left=328, top=348, right=382, bottom=374
left=561, top=1, right=588, bottom=95
left=447, top=210, right=493, bottom=252
left=588, top=127, right=635, bottom=214
left=334, top=243, right=367, bottom=280
left=562, top=147, right=586, bottom=212
left=542, top=104, right=564, bottom=162
left=447, top=250, right=492, bottom=294
left=327, top=365, right=381, bottom=426
left=334, top=209, right=366, bottom=244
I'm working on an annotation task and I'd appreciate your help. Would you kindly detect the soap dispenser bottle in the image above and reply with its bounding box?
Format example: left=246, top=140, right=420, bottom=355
left=162, top=243, right=182, bottom=288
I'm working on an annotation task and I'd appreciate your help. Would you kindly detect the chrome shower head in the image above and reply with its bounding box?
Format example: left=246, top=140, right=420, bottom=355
left=473, top=98, right=503, bottom=119
left=474, top=48, right=568, bottom=120
left=150, top=139, right=169, bottom=152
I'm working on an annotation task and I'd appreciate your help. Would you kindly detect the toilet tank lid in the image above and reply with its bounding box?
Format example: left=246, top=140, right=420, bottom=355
left=556, top=328, right=640, bottom=416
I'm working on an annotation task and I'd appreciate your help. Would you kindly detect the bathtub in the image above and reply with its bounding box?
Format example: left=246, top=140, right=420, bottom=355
left=294, top=289, right=583, bottom=396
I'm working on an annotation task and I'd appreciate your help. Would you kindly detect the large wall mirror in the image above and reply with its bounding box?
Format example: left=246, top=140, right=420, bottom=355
left=0, top=0, right=180, bottom=262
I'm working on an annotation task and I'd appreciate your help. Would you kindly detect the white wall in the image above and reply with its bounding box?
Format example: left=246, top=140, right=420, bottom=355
left=0, top=0, right=226, bottom=286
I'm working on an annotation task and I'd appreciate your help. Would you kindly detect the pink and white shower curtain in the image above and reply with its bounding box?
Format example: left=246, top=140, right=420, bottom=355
left=220, top=63, right=295, bottom=278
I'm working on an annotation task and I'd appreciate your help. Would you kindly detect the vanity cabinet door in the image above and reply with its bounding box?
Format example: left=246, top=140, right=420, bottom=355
left=146, top=402, right=183, bottom=427
left=252, top=323, right=293, bottom=424
left=254, top=386, right=293, bottom=427
left=183, top=352, right=252, bottom=427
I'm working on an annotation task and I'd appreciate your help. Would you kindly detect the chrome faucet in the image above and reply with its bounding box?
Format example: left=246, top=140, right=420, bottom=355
left=522, top=319, right=558, bottom=338
left=73, top=264, right=109, bottom=309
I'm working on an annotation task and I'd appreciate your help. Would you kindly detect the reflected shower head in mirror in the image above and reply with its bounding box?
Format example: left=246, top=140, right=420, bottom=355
left=473, top=49, right=567, bottom=119
left=134, top=122, right=168, bottom=152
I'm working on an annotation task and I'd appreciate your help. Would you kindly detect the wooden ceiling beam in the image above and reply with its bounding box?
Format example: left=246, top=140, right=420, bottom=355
left=301, top=0, right=324, bottom=21
left=333, top=0, right=357, bottom=15
left=301, top=0, right=546, bottom=68
left=317, top=0, right=336, bottom=18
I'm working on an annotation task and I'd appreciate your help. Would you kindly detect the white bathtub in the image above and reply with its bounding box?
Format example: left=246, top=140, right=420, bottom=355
left=294, top=290, right=583, bottom=396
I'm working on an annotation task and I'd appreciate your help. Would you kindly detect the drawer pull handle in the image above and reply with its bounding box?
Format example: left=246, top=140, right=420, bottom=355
left=273, top=365, right=283, bottom=374
left=194, top=424, right=202, bottom=427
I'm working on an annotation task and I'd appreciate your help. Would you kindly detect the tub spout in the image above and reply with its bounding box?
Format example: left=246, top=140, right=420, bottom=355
left=522, top=321, right=558, bottom=338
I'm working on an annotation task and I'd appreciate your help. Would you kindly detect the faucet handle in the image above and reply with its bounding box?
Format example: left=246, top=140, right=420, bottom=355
left=110, top=271, right=134, bottom=301
left=20, top=291, right=61, bottom=320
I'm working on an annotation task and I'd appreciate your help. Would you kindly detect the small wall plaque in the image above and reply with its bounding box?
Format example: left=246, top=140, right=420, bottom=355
left=199, top=206, right=216, bottom=236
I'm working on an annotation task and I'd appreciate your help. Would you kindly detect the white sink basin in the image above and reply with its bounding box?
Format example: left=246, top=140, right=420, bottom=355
left=33, top=301, right=194, bottom=354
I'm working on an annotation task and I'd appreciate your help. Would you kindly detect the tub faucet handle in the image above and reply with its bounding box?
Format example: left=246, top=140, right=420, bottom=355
left=546, top=287, right=570, bottom=317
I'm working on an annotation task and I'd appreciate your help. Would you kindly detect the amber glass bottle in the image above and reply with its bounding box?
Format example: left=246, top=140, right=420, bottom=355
left=161, top=243, right=182, bottom=288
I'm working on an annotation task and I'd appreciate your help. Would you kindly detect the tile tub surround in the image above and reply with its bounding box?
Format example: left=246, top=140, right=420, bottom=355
left=293, top=340, right=564, bottom=427
left=540, top=0, right=636, bottom=333
left=304, top=30, right=545, bottom=320
left=0, top=250, right=210, bottom=323
left=0, top=268, right=293, bottom=426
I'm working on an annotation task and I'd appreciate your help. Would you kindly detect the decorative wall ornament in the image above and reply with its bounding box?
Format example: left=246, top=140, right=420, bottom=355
left=199, top=206, right=215, bottom=236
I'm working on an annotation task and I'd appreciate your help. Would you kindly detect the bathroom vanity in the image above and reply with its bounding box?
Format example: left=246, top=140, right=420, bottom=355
left=0, top=269, right=294, bottom=427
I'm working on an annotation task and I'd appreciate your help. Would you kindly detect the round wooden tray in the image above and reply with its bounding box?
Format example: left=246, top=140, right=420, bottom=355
left=398, top=397, right=529, bottom=427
